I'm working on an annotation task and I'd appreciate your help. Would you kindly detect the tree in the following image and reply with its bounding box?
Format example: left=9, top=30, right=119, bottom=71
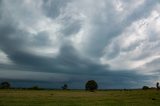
left=156, top=82, right=160, bottom=90
left=85, top=80, right=98, bottom=91
left=62, top=84, right=68, bottom=90
left=0, top=81, right=11, bottom=89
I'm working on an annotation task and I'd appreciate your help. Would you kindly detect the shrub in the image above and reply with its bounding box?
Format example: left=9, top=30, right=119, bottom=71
left=142, top=86, right=149, bottom=90
left=29, top=86, right=40, bottom=90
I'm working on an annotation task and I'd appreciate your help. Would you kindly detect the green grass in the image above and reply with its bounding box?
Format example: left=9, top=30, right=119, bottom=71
left=0, top=89, right=160, bottom=106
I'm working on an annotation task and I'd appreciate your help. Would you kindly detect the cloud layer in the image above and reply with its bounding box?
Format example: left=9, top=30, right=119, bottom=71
left=0, top=0, right=160, bottom=89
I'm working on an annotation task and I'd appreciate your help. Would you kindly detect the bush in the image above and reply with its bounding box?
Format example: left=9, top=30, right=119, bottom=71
left=29, top=86, right=40, bottom=90
left=142, top=86, right=149, bottom=90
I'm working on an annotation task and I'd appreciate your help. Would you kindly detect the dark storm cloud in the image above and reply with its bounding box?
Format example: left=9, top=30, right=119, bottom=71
left=0, top=23, right=51, bottom=55
left=0, top=0, right=159, bottom=89
left=0, top=22, right=152, bottom=88
left=6, top=43, right=106, bottom=75
left=0, top=42, right=153, bottom=88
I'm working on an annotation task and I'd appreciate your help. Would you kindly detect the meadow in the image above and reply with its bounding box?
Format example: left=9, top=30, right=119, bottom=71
left=0, top=89, right=160, bottom=106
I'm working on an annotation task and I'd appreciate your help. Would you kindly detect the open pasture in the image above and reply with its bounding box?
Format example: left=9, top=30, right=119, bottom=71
left=0, top=89, right=160, bottom=106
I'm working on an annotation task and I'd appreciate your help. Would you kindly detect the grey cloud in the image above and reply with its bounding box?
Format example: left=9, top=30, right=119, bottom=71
left=32, top=31, right=51, bottom=46
left=0, top=24, right=35, bottom=54
left=126, top=0, right=159, bottom=22
left=6, top=43, right=107, bottom=75
left=0, top=31, right=152, bottom=88
left=0, top=0, right=159, bottom=89
left=141, top=58, right=160, bottom=73
left=0, top=66, right=155, bottom=89
left=102, top=0, right=160, bottom=61
left=60, top=19, right=82, bottom=36
left=42, top=0, right=72, bottom=18
left=82, top=0, right=159, bottom=58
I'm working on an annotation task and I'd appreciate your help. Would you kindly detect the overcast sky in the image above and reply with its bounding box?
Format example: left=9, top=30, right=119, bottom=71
left=0, top=0, right=160, bottom=89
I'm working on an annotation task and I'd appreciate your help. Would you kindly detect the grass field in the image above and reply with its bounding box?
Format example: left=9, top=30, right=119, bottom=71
left=0, top=89, right=160, bottom=106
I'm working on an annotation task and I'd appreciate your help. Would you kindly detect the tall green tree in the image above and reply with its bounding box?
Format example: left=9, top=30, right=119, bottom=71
left=62, top=84, right=68, bottom=90
left=0, top=81, right=11, bottom=89
left=85, top=80, right=98, bottom=91
left=156, top=82, right=160, bottom=90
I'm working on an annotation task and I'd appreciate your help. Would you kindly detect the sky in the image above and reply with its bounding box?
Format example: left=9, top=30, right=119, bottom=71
left=0, top=0, right=160, bottom=89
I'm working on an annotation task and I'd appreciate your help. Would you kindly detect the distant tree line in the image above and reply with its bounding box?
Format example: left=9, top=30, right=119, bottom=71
left=1, top=81, right=160, bottom=91
left=142, top=82, right=160, bottom=90
left=0, top=80, right=98, bottom=91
